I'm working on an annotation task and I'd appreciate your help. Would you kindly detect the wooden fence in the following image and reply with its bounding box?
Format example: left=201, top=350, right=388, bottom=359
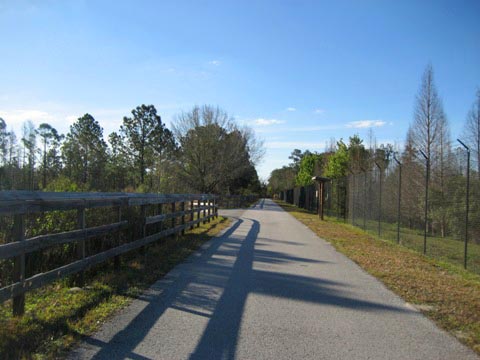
left=0, top=191, right=217, bottom=316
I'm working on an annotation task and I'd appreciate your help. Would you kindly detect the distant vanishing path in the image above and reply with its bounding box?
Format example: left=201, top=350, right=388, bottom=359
left=70, top=199, right=478, bottom=359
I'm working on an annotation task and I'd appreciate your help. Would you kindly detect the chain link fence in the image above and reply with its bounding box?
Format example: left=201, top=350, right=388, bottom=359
left=279, top=159, right=480, bottom=275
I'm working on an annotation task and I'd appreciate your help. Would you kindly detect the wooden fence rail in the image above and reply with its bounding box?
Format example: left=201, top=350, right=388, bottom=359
left=0, top=191, right=218, bottom=316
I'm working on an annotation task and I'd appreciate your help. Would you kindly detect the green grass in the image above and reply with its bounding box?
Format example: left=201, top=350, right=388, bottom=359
left=0, top=216, right=231, bottom=359
left=277, top=200, right=480, bottom=355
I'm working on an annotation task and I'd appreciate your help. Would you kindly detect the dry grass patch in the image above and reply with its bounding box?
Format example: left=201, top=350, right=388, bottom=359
left=276, top=200, right=480, bottom=354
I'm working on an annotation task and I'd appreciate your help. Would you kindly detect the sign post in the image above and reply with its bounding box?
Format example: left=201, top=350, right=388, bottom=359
left=312, top=176, right=330, bottom=220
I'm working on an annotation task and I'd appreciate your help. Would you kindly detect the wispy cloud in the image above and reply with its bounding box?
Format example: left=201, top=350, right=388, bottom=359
left=254, top=118, right=286, bottom=126
left=346, top=120, right=386, bottom=128
left=208, top=60, right=221, bottom=66
left=286, top=107, right=296, bottom=112
left=0, top=109, right=55, bottom=125
left=255, top=124, right=341, bottom=133
left=314, top=108, right=325, bottom=114
left=0, top=108, right=129, bottom=136
left=265, top=141, right=328, bottom=149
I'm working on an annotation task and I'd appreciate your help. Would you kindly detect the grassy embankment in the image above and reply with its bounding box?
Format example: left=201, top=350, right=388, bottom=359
left=0, top=216, right=231, bottom=359
left=277, top=200, right=480, bottom=355
left=347, top=216, right=480, bottom=275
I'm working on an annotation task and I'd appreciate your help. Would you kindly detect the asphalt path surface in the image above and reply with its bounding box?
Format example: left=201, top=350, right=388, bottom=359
left=70, top=199, right=478, bottom=359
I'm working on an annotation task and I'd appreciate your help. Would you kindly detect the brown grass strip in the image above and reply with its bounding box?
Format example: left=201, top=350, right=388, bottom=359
left=276, top=200, right=480, bottom=354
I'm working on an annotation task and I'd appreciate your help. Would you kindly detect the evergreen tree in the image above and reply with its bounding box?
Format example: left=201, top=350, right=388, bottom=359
left=62, top=114, right=108, bottom=190
left=119, top=104, right=175, bottom=187
left=36, top=123, right=63, bottom=189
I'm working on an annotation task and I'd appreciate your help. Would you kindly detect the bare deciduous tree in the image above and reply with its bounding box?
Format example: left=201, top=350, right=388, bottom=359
left=409, top=64, right=445, bottom=161
left=408, top=64, right=453, bottom=237
left=463, top=88, right=480, bottom=178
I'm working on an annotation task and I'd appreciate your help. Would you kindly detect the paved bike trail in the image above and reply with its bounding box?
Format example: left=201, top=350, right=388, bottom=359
left=70, top=199, right=478, bottom=359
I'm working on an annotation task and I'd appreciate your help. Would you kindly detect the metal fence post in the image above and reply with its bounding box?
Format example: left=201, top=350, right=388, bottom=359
left=457, top=139, right=470, bottom=269
left=375, top=162, right=382, bottom=237
left=351, top=173, right=355, bottom=225
left=393, top=155, right=402, bottom=244
left=343, top=177, right=347, bottom=222
left=363, top=170, right=367, bottom=230
left=348, top=172, right=354, bottom=225
left=335, top=180, right=340, bottom=220
left=419, top=150, right=429, bottom=255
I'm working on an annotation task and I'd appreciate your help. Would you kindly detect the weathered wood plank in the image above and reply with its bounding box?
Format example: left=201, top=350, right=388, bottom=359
left=0, top=198, right=127, bottom=215
left=0, top=214, right=215, bottom=303
left=0, top=191, right=217, bottom=215
left=145, top=209, right=198, bottom=225
left=0, top=190, right=217, bottom=311
left=0, top=221, right=128, bottom=260
left=0, top=190, right=217, bottom=202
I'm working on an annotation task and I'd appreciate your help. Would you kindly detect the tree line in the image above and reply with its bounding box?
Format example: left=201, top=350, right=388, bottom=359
left=0, top=104, right=264, bottom=195
left=268, top=64, right=480, bottom=240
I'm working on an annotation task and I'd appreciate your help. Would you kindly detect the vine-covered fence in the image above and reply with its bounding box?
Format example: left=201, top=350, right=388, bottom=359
left=0, top=191, right=217, bottom=316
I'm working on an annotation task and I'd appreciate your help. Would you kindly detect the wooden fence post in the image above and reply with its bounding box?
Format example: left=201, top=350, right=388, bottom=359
left=114, top=206, right=122, bottom=271
left=12, top=213, right=25, bottom=316
left=158, top=203, right=163, bottom=233
left=190, top=200, right=194, bottom=230
left=140, top=204, right=147, bottom=264
left=207, top=198, right=211, bottom=223
left=197, top=200, right=201, bottom=228
left=76, top=205, right=86, bottom=287
left=181, top=201, right=185, bottom=235
left=202, top=199, right=206, bottom=224
left=171, top=202, right=176, bottom=238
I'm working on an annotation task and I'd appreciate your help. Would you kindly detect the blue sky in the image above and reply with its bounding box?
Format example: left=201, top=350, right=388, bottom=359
left=1, top=0, right=479, bottom=180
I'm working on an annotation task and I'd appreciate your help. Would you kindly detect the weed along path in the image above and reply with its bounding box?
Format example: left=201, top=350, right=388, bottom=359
left=70, top=199, right=478, bottom=360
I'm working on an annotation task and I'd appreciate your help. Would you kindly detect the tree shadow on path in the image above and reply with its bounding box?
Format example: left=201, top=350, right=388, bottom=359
left=188, top=217, right=410, bottom=360
left=78, top=214, right=411, bottom=360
